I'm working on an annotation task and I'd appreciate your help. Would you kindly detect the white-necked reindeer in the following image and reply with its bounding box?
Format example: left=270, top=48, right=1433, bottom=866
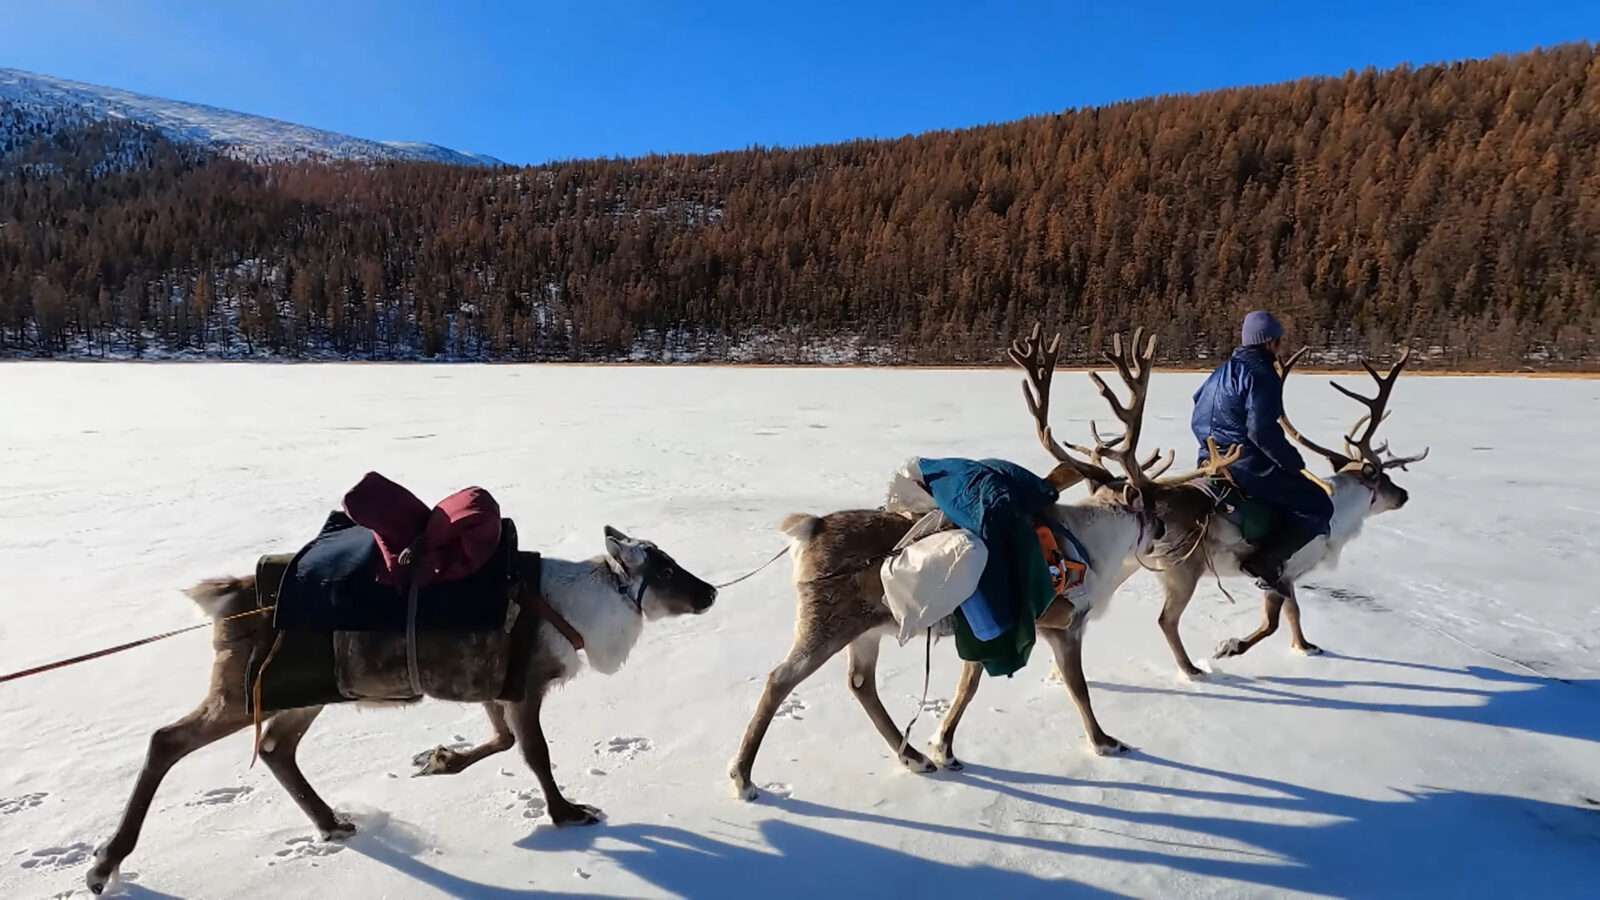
left=87, top=527, right=716, bottom=895
left=1149, top=349, right=1429, bottom=677
left=729, top=328, right=1237, bottom=799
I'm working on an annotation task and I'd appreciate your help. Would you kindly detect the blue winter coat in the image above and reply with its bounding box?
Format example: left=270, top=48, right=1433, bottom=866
left=1191, top=346, right=1333, bottom=535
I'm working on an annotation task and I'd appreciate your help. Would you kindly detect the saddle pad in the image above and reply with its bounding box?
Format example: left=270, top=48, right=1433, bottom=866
left=272, top=511, right=517, bottom=633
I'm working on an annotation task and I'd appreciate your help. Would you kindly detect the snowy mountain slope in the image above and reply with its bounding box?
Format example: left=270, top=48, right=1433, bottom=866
left=0, top=67, right=501, bottom=167
left=0, top=367, right=1595, bottom=898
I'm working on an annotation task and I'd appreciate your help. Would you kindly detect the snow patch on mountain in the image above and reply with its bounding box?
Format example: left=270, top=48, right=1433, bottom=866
left=0, top=67, right=501, bottom=167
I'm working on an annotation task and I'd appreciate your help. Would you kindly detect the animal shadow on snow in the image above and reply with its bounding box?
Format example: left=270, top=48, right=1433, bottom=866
left=774, top=757, right=1597, bottom=899
left=1097, top=654, right=1600, bottom=746
left=522, top=819, right=1117, bottom=900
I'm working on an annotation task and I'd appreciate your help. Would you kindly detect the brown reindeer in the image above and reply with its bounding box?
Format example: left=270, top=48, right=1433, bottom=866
left=1148, top=350, right=1428, bottom=677
left=86, top=526, right=716, bottom=895
left=728, top=328, right=1238, bottom=800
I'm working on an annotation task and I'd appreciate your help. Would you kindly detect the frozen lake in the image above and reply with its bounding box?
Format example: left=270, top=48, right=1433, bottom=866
left=2, top=363, right=1597, bottom=898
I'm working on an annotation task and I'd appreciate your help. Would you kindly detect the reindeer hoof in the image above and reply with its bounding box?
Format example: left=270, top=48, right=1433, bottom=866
left=1215, top=638, right=1249, bottom=658
left=551, top=802, right=603, bottom=827
left=1092, top=736, right=1131, bottom=756
left=926, top=743, right=963, bottom=770
left=1294, top=642, right=1323, bottom=656
left=321, top=818, right=357, bottom=841
left=898, top=750, right=938, bottom=774
left=413, top=745, right=464, bottom=776
left=732, top=780, right=760, bottom=802
left=86, top=855, right=117, bottom=895
left=1180, top=664, right=1209, bottom=681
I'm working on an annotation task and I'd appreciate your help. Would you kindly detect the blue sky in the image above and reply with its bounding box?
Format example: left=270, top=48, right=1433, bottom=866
left=4, top=1, right=1598, bottom=165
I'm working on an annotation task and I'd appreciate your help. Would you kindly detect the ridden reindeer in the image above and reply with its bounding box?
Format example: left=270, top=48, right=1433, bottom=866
left=729, top=328, right=1237, bottom=800
left=1147, top=350, right=1429, bottom=676
left=87, top=527, right=716, bottom=895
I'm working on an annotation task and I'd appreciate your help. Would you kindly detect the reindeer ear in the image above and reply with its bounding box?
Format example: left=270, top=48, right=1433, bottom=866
left=1122, top=484, right=1144, bottom=508
left=604, top=526, right=648, bottom=572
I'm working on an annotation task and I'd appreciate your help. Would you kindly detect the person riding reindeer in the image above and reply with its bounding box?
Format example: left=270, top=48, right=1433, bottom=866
left=1190, top=311, right=1333, bottom=595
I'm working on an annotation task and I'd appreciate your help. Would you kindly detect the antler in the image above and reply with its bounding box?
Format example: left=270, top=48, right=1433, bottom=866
left=1086, top=327, right=1160, bottom=490
left=1159, top=437, right=1244, bottom=486
left=1009, top=324, right=1119, bottom=487
left=1278, top=346, right=1356, bottom=470
left=1279, top=347, right=1430, bottom=472
left=1334, top=350, right=1430, bottom=471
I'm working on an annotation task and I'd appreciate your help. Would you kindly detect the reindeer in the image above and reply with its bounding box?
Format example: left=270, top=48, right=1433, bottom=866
left=1147, top=350, right=1429, bottom=677
left=86, top=527, right=717, bottom=895
left=728, top=328, right=1237, bottom=800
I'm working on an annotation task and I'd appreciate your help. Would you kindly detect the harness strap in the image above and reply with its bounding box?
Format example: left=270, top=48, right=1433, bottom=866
left=516, top=554, right=585, bottom=652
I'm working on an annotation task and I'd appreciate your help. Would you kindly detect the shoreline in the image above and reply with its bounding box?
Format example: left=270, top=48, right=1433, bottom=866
left=2, top=357, right=1597, bottom=378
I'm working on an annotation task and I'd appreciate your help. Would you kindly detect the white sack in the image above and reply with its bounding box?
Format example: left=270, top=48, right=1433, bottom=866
left=881, top=527, right=988, bottom=645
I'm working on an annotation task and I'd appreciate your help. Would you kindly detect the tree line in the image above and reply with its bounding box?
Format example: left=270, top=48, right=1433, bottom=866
left=3, top=42, right=1598, bottom=367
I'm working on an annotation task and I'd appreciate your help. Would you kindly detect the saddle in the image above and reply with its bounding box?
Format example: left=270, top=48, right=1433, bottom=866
left=1197, top=477, right=1277, bottom=545
left=342, top=471, right=502, bottom=590
left=245, top=474, right=577, bottom=715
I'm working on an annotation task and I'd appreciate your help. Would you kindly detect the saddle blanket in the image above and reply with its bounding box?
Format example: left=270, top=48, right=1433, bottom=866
left=272, top=511, right=517, bottom=633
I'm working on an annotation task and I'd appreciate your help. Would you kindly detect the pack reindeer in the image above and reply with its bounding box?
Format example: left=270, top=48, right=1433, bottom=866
left=86, top=527, right=716, bottom=895
left=729, top=328, right=1237, bottom=799
left=1147, top=349, right=1429, bottom=676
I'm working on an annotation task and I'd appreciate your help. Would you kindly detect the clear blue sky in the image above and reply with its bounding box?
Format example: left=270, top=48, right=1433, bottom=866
left=4, top=1, right=1598, bottom=165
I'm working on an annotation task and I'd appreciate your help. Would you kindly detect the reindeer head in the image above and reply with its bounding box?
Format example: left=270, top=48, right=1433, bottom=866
left=1010, top=324, right=1241, bottom=547
left=1278, top=349, right=1429, bottom=516
left=603, top=526, right=717, bottom=619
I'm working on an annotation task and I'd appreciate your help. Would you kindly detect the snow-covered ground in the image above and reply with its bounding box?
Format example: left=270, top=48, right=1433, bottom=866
left=1, top=364, right=1596, bottom=898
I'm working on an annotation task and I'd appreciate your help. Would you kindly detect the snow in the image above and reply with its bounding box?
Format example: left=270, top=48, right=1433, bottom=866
left=0, top=364, right=1596, bottom=898
left=0, top=68, right=502, bottom=167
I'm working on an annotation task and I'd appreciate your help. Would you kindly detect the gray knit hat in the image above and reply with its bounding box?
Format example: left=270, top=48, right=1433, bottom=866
left=1241, top=310, right=1284, bottom=346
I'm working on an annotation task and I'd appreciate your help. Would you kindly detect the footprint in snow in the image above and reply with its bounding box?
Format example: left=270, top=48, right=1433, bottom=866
left=187, top=786, right=254, bottom=807
left=507, top=788, right=548, bottom=819
left=760, top=783, right=794, bottom=799
left=19, top=842, right=93, bottom=871
left=268, top=835, right=347, bottom=866
left=598, top=736, right=652, bottom=759
left=775, top=696, right=807, bottom=720
left=0, top=792, right=47, bottom=815
left=918, top=696, right=952, bottom=715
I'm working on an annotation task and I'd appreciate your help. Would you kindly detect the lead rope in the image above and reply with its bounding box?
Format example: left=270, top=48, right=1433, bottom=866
left=0, top=605, right=276, bottom=685
left=896, top=627, right=933, bottom=760
left=713, top=546, right=791, bottom=590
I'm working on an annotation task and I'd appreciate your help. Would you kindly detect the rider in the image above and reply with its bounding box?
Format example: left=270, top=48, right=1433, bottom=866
left=1190, top=311, right=1333, bottom=594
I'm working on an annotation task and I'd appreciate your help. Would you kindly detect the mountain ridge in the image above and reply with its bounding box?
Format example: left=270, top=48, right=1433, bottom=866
left=0, top=67, right=501, bottom=167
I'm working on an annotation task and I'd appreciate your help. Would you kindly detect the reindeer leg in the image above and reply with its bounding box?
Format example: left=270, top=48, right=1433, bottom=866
left=844, top=634, right=937, bottom=774
left=729, top=623, right=857, bottom=801
left=414, top=701, right=516, bottom=776
left=1157, top=564, right=1205, bottom=679
left=1039, top=623, right=1128, bottom=756
left=1281, top=587, right=1321, bottom=655
left=1216, top=590, right=1284, bottom=658
left=257, top=706, right=350, bottom=838
left=88, top=701, right=251, bottom=894
left=927, top=661, right=982, bottom=770
left=506, top=688, right=599, bottom=826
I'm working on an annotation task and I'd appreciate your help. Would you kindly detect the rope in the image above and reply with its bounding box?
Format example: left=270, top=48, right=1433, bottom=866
left=714, top=546, right=791, bottom=590
left=896, top=627, right=934, bottom=759
left=0, top=605, right=275, bottom=685
left=3, top=540, right=796, bottom=688
left=1135, top=513, right=1214, bottom=575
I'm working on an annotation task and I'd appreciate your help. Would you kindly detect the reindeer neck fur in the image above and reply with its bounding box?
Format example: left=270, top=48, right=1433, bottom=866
left=538, top=556, right=645, bottom=679
left=1053, top=496, right=1148, bottom=608
left=1316, top=472, right=1379, bottom=567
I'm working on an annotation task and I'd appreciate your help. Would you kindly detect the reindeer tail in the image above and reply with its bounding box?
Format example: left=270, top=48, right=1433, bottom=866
left=778, top=513, right=824, bottom=543
left=184, top=576, right=258, bottom=619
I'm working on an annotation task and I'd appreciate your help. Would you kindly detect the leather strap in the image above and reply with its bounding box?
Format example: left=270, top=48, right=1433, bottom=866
left=516, top=554, right=584, bottom=651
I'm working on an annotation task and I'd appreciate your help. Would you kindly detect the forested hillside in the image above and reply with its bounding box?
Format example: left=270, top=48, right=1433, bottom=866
left=3, top=44, right=1598, bottom=367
